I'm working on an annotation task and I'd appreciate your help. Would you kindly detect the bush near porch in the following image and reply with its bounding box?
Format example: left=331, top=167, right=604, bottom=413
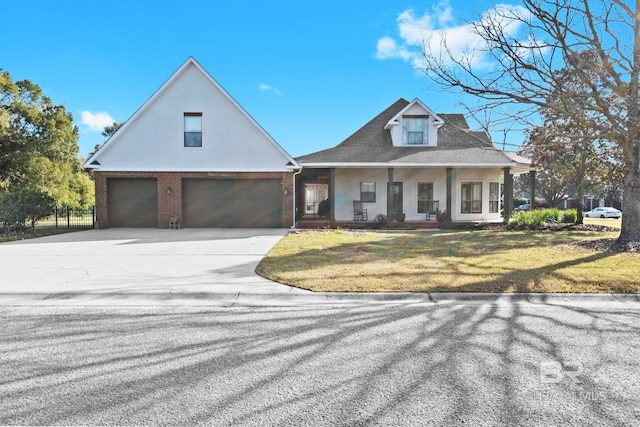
left=510, top=208, right=578, bottom=227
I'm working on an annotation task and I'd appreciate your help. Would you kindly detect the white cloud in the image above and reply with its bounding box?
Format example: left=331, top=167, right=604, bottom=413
left=376, top=1, right=531, bottom=70
left=375, top=37, right=413, bottom=60
left=259, top=83, right=281, bottom=95
left=81, top=111, right=116, bottom=132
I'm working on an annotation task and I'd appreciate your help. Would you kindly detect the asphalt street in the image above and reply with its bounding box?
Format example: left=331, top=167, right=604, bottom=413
left=2, top=301, right=639, bottom=426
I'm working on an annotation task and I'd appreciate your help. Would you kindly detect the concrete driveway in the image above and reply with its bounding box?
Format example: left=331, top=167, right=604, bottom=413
left=0, top=228, right=309, bottom=299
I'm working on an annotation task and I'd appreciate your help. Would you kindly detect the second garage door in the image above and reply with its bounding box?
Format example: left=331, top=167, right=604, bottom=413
left=107, top=178, right=158, bottom=228
left=182, top=179, right=283, bottom=228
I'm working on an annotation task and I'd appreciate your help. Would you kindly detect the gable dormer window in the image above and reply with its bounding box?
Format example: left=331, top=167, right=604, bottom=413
left=184, top=112, right=202, bottom=148
left=402, top=116, right=429, bottom=145
left=407, top=130, right=424, bottom=145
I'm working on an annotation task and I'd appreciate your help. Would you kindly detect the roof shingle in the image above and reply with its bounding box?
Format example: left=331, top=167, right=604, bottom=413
left=296, top=98, right=531, bottom=167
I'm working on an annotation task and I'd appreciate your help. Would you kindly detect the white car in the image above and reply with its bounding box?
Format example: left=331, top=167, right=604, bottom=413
left=584, top=207, right=622, bottom=219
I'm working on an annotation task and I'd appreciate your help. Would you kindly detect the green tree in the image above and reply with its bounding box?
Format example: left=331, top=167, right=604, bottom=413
left=417, top=0, right=640, bottom=246
left=0, top=188, right=55, bottom=230
left=0, top=69, right=93, bottom=208
left=521, top=51, right=618, bottom=222
left=101, top=121, right=123, bottom=139
left=523, top=118, right=609, bottom=222
left=515, top=149, right=569, bottom=209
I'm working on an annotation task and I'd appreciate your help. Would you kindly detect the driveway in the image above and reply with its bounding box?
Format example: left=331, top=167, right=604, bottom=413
left=0, top=228, right=308, bottom=298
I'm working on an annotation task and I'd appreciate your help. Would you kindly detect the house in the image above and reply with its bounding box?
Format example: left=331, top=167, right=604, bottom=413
left=85, top=57, right=299, bottom=228
left=295, top=98, right=533, bottom=225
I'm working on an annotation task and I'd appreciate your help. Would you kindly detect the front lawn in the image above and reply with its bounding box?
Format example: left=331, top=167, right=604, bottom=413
left=256, top=227, right=639, bottom=293
left=583, top=217, right=621, bottom=228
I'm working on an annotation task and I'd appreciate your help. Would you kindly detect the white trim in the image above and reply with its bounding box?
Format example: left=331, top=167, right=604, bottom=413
left=298, top=162, right=532, bottom=168
left=85, top=57, right=300, bottom=169
left=384, top=98, right=445, bottom=130
left=91, top=167, right=295, bottom=173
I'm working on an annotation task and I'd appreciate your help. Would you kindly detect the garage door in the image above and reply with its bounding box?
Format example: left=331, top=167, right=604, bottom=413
left=107, top=178, right=158, bottom=227
left=182, top=179, right=282, bottom=228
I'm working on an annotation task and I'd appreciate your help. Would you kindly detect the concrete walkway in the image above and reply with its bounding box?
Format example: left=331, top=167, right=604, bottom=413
left=1, top=228, right=639, bottom=307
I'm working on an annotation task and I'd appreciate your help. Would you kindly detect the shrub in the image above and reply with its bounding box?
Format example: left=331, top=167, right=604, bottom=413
left=537, top=208, right=561, bottom=223
left=512, top=211, right=543, bottom=227
left=510, top=208, right=578, bottom=227
left=560, top=209, right=578, bottom=224
left=0, top=188, right=56, bottom=230
left=374, top=213, right=388, bottom=228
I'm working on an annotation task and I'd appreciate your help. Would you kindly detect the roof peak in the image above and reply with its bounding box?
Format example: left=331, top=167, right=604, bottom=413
left=385, top=98, right=445, bottom=131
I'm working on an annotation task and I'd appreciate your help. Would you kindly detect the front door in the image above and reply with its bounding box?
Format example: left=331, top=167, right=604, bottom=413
left=391, top=182, right=403, bottom=218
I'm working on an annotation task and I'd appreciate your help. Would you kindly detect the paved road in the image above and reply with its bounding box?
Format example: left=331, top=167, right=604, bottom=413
left=2, top=301, right=639, bottom=426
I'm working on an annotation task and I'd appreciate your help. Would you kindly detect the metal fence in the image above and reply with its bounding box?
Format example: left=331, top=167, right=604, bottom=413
left=50, top=206, right=95, bottom=229
left=1, top=206, right=95, bottom=237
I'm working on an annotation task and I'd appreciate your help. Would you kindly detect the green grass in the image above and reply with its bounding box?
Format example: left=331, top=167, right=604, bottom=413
left=583, top=216, right=621, bottom=228
left=257, top=227, right=639, bottom=293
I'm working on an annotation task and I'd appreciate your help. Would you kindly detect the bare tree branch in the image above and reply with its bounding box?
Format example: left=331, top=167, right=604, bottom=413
left=414, top=0, right=640, bottom=243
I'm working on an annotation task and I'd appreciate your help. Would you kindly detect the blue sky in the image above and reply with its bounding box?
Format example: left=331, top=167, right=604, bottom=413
left=1, top=0, right=521, bottom=158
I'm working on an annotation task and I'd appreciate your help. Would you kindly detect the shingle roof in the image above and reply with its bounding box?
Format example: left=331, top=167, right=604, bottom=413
left=296, top=98, right=531, bottom=168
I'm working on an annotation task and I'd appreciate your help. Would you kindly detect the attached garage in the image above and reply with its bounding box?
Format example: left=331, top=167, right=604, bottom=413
left=107, top=178, right=158, bottom=227
left=86, top=59, right=299, bottom=229
left=182, top=179, right=282, bottom=228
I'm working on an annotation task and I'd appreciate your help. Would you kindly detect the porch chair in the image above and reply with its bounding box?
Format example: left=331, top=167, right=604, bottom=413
left=353, top=200, right=368, bottom=221
left=427, top=201, right=440, bottom=221
left=169, top=216, right=181, bottom=229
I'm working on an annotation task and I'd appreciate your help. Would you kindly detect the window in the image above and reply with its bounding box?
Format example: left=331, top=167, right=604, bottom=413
left=360, top=182, right=376, bottom=202
left=489, top=182, right=500, bottom=213
left=417, top=182, right=434, bottom=213
left=407, top=131, right=424, bottom=145
left=461, top=182, right=482, bottom=214
left=402, top=117, right=428, bottom=145
left=184, top=112, right=202, bottom=147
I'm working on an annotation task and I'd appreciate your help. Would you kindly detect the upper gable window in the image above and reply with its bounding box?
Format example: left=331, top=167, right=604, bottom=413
left=184, top=112, right=202, bottom=148
left=402, top=116, right=429, bottom=145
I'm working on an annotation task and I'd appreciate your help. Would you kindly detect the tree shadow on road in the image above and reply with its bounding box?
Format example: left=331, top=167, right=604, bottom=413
left=1, top=301, right=639, bottom=425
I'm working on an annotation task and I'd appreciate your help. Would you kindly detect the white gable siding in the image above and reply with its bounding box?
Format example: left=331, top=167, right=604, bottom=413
left=92, top=62, right=292, bottom=172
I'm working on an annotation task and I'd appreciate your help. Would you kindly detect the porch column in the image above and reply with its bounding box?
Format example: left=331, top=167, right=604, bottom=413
left=529, top=170, right=536, bottom=210
left=446, top=168, right=453, bottom=223
left=330, top=168, right=336, bottom=222
left=503, top=167, right=513, bottom=222
left=387, top=168, right=394, bottom=219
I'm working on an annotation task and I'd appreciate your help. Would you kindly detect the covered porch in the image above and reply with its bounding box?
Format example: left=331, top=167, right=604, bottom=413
left=295, top=166, right=534, bottom=227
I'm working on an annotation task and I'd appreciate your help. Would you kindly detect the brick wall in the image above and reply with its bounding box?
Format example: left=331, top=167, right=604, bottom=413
left=157, top=173, right=183, bottom=229
left=93, top=173, right=108, bottom=229
left=281, top=172, right=294, bottom=228
left=94, top=171, right=295, bottom=228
